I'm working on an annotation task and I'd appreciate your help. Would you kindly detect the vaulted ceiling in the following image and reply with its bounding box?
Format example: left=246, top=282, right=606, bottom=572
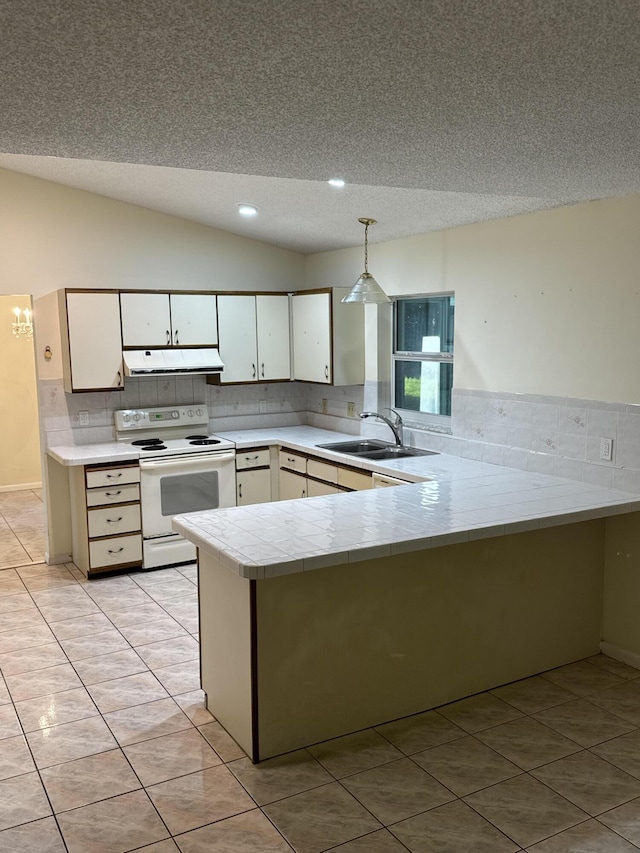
left=1, top=1, right=638, bottom=252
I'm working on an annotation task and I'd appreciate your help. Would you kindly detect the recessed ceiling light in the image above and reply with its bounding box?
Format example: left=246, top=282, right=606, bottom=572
left=238, top=204, right=258, bottom=217
left=328, top=178, right=346, bottom=188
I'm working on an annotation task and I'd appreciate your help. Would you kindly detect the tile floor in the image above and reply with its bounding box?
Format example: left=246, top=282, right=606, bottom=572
left=2, top=495, right=640, bottom=849
left=0, top=488, right=46, bottom=569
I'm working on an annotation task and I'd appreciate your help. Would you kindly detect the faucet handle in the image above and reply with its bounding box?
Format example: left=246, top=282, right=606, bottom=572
left=385, top=407, right=402, bottom=424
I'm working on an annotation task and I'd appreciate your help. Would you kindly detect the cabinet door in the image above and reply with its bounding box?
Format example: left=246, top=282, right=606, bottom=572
left=279, top=469, right=307, bottom=501
left=170, top=294, right=218, bottom=346
left=256, top=295, right=290, bottom=380
left=120, top=293, right=171, bottom=346
left=291, top=292, right=331, bottom=383
left=218, top=296, right=259, bottom=383
left=64, top=292, right=124, bottom=391
left=237, top=468, right=271, bottom=506
left=307, top=479, right=338, bottom=497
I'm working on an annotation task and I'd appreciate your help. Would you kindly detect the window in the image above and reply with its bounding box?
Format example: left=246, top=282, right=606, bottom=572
left=392, top=294, right=455, bottom=423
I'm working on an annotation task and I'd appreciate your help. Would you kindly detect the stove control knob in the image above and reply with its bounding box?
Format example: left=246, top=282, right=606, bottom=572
left=123, top=414, right=130, bottom=423
left=133, top=413, right=141, bottom=422
left=171, top=410, right=179, bottom=419
left=196, top=408, right=204, bottom=417
left=187, top=409, right=194, bottom=417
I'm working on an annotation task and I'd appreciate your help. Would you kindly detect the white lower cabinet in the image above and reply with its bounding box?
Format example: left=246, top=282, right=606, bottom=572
left=236, top=447, right=272, bottom=506
left=70, top=462, right=142, bottom=577
left=279, top=469, right=307, bottom=501
left=278, top=448, right=373, bottom=500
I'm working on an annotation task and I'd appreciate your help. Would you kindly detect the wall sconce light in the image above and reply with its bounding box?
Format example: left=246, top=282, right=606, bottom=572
left=12, top=307, right=33, bottom=340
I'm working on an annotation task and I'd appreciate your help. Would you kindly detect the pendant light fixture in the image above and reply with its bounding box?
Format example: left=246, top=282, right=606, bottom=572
left=341, top=217, right=391, bottom=304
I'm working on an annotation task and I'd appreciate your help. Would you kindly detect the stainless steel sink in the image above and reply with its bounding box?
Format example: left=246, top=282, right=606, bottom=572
left=315, top=439, right=392, bottom=454
left=315, top=440, right=438, bottom=459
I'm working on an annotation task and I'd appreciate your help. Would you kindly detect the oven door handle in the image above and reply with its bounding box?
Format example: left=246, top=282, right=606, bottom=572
left=139, top=450, right=236, bottom=470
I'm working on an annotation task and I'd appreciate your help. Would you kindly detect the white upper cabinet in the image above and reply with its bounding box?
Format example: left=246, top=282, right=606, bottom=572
left=291, top=292, right=331, bottom=383
left=120, top=292, right=218, bottom=347
left=256, top=295, right=291, bottom=381
left=291, top=288, right=364, bottom=385
left=217, top=295, right=259, bottom=383
left=170, top=294, right=218, bottom=346
left=218, top=294, right=291, bottom=384
left=60, top=290, right=124, bottom=392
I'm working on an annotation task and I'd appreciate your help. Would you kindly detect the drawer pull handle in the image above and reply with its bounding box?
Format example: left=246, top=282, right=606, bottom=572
left=108, top=547, right=124, bottom=554
left=287, top=457, right=296, bottom=463
left=252, top=363, right=256, bottom=378
left=261, top=363, right=265, bottom=377
left=105, top=491, right=122, bottom=497
left=238, top=483, right=243, bottom=499
left=106, top=517, right=123, bottom=524
left=166, top=329, right=171, bottom=345
left=245, top=455, right=259, bottom=461
left=174, top=329, right=179, bottom=345
left=106, top=473, right=122, bottom=479
left=325, top=365, right=329, bottom=379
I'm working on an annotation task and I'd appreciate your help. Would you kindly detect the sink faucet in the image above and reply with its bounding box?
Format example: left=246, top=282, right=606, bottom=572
left=359, top=408, right=404, bottom=446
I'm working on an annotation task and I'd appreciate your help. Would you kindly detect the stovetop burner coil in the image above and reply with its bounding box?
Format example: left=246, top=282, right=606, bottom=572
left=140, top=444, right=167, bottom=451
left=189, top=438, right=221, bottom=446
left=131, top=438, right=164, bottom=446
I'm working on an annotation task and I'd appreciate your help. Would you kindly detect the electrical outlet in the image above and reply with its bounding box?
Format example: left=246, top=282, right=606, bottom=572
left=321, top=398, right=328, bottom=414
left=347, top=401, right=356, bottom=418
left=79, top=411, right=89, bottom=426
left=600, top=437, right=613, bottom=461
left=259, top=400, right=267, bottom=414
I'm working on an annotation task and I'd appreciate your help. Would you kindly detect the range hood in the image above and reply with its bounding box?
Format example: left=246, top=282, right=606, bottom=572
left=123, top=348, right=224, bottom=377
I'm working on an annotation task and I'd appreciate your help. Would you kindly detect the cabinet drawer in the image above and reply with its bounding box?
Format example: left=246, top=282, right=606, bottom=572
left=337, top=468, right=373, bottom=491
left=279, top=449, right=307, bottom=474
left=88, top=504, right=141, bottom=538
left=236, top=448, right=271, bottom=470
left=89, top=534, right=142, bottom=569
left=307, top=458, right=338, bottom=484
left=86, top=483, right=140, bottom=507
left=86, top=465, right=140, bottom=489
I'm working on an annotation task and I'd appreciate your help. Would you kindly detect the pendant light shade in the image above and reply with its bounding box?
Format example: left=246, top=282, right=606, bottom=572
left=341, top=218, right=391, bottom=304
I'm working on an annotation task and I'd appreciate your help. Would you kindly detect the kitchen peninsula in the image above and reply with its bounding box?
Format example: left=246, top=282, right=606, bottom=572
left=169, top=426, right=640, bottom=763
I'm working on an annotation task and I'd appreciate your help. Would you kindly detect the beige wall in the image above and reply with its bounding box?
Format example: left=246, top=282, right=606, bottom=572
left=0, top=167, right=304, bottom=299
left=305, top=195, right=640, bottom=405
left=0, top=295, right=41, bottom=489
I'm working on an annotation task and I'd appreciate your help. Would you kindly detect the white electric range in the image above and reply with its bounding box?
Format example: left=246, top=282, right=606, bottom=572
left=115, top=406, right=236, bottom=569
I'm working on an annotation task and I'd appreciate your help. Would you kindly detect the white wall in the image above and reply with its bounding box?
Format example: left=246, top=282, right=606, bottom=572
left=0, top=295, right=41, bottom=489
left=305, top=195, right=640, bottom=405
left=0, top=167, right=304, bottom=298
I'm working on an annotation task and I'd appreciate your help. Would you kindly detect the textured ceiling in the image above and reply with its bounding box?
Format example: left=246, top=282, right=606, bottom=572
left=0, top=0, right=639, bottom=253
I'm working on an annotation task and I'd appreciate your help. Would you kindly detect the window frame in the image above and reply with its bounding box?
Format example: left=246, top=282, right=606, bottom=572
left=391, top=292, right=455, bottom=430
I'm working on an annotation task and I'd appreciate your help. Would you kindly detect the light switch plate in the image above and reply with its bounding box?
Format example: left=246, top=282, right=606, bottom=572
left=347, top=402, right=356, bottom=418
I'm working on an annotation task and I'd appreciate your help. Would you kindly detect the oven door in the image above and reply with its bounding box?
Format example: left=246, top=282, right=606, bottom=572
left=139, top=450, right=236, bottom=539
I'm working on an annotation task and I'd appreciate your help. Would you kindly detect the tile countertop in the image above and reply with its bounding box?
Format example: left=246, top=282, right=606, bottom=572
left=171, top=426, right=640, bottom=580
